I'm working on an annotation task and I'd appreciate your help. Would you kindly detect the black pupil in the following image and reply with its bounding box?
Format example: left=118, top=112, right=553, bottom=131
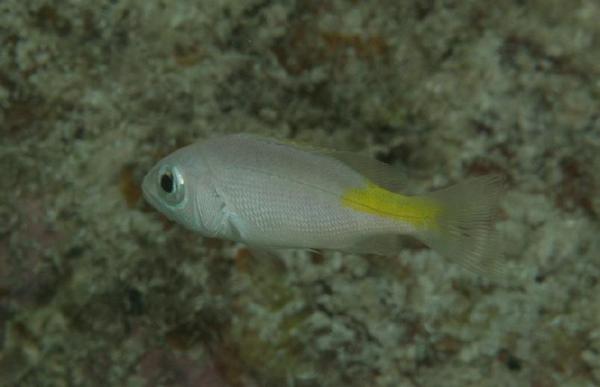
left=160, top=172, right=174, bottom=193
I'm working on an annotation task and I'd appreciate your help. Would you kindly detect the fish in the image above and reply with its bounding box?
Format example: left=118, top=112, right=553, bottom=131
left=142, top=133, right=506, bottom=278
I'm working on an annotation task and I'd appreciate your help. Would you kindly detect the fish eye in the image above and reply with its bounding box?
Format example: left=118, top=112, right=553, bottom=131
left=160, top=172, right=174, bottom=193
left=157, top=165, right=185, bottom=206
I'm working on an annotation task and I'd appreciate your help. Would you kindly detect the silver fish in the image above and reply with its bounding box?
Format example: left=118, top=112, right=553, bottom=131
left=142, top=133, right=505, bottom=277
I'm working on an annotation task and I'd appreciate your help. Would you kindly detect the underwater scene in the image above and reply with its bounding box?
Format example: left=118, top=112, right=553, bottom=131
left=1, top=1, right=600, bottom=386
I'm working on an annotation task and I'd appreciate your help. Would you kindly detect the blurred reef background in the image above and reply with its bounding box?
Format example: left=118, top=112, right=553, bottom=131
left=1, top=1, right=600, bottom=386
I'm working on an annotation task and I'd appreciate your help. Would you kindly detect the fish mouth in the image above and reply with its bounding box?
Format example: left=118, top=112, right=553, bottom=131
left=141, top=167, right=160, bottom=209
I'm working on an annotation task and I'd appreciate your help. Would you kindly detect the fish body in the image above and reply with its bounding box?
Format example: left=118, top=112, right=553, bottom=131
left=142, top=133, right=504, bottom=276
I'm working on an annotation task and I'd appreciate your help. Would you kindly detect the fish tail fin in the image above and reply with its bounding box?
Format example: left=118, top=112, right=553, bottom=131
left=416, top=175, right=506, bottom=279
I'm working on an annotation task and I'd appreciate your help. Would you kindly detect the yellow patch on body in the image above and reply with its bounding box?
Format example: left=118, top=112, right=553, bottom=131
left=341, top=181, right=442, bottom=229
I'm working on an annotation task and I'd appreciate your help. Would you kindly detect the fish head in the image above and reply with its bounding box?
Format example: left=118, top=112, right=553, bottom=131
left=142, top=142, right=226, bottom=236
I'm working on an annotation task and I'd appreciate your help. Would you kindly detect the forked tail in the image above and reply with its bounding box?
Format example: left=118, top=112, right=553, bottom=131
left=417, top=175, right=506, bottom=279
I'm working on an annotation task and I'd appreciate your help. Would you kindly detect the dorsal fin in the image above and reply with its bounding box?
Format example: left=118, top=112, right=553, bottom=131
left=324, top=150, right=407, bottom=192
left=237, top=133, right=408, bottom=192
